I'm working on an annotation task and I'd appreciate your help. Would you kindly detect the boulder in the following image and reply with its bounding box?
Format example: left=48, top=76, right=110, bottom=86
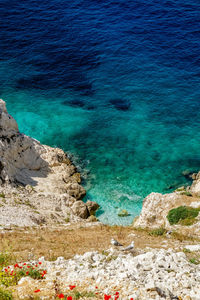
left=72, top=201, right=89, bottom=219
left=86, top=200, right=99, bottom=215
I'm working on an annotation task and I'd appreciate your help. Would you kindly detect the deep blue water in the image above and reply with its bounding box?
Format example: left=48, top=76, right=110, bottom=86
left=0, top=0, right=200, bottom=224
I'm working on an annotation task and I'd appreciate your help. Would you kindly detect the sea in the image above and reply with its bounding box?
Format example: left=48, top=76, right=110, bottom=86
left=0, top=0, right=200, bottom=225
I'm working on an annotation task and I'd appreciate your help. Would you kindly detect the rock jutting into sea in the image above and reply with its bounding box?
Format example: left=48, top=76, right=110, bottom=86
left=0, top=99, right=99, bottom=226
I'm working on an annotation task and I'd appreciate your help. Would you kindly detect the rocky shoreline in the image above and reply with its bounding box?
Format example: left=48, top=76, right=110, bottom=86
left=0, top=99, right=200, bottom=299
left=0, top=99, right=99, bottom=227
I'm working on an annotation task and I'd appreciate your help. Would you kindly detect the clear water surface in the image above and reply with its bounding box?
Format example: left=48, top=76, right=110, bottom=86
left=0, top=0, right=200, bottom=224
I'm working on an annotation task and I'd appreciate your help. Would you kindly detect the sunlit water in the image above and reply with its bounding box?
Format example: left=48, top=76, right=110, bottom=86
left=0, top=0, right=200, bottom=224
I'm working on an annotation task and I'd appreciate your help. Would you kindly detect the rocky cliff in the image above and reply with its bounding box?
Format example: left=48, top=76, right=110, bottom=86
left=0, top=99, right=99, bottom=226
left=134, top=188, right=200, bottom=237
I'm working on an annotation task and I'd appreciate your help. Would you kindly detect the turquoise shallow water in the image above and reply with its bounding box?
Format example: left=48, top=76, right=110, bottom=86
left=1, top=1, right=200, bottom=225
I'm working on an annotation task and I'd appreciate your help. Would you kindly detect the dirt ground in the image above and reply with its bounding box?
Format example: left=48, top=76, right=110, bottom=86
left=0, top=222, right=199, bottom=263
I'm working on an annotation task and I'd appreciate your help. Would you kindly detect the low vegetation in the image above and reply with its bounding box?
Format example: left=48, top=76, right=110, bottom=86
left=149, top=227, right=166, bottom=236
left=189, top=258, right=199, bottom=265
left=167, top=206, right=200, bottom=225
left=0, top=287, right=13, bottom=300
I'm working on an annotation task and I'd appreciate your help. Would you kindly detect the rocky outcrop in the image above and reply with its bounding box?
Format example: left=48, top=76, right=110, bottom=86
left=134, top=192, right=178, bottom=228
left=0, top=99, right=99, bottom=226
left=134, top=188, right=200, bottom=236
left=85, top=200, right=100, bottom=216
left=190, top=172, right=200, bottom=194
left=14, top=248, right=200, bottom=300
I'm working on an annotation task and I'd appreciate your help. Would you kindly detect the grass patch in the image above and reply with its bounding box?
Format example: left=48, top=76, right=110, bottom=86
left=73, top=291, right=96, bottom=299
left=0, top=193, right=5, bottom=198
left=183, top=248, right=191, bottom=253
left=0, top=287, right=13, bottom=300
left=0, top=251, right=13, bottom=268
left=171, top=231, right=196, bottom=242
left=189, top=258, right=199, bottom=265
left=167, top=206, right=200, bottom=225
left=179, top=218, right=197, bottom=226
left=149, top=227, right=166, bottom=236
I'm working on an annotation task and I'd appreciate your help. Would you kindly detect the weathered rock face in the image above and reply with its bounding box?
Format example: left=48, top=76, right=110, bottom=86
left=0, top=99, right=85, bottom=197
left=134, top=192, right=178, bottom=229
left=72, top=201, right=89, bottom=219
left=86, top=200, right=100, bottom=216
left=0, top=99, right=99, bottom=225
left=134, top=189, right=200, bottom=236
left=190, top=171, right=200, bottom=194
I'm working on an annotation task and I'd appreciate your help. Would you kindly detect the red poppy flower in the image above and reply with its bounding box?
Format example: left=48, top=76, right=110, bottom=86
left=69, top=285, right=76, bottom=290
left=34, top=289, right=41, bottom=293
left=14, top=263, right=19, bottom=268
left=23, top=263, right=26, bottom=265
left=104, top=295, right=111, bottom=300
left=38, top=262, right=42, bottom=265
left=26, top=271, right=29, bottom=275
left=58, top=294, right=64, bottom=299
left=67, top=297, right=72, bottom=300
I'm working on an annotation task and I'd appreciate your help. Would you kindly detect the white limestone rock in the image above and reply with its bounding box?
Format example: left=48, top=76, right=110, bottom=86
left=134, top=190, right=200, bottom=236
left=134, top=192, right=178, bottom=228
left=0, top=99, right=99, bottom=226
left=184, top=245, right=200, bottom=252
left=29, top=248, right=199, bottom=300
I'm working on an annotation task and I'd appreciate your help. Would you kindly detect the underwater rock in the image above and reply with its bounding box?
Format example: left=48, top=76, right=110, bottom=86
left=118, top=209, right=129, bottom=217
left=182, top=170, right=197, bottom=180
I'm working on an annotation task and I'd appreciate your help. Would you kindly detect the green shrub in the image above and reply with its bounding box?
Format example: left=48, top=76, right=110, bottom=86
left=0, top=287, right=13, bottom=300
left=149, top=227, right=166, bottom=236
left=189, top=258, right=199, bottom=265
left=167, top=206, right=200, bottom=225
left=16, top=267, right=43, bottom=280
